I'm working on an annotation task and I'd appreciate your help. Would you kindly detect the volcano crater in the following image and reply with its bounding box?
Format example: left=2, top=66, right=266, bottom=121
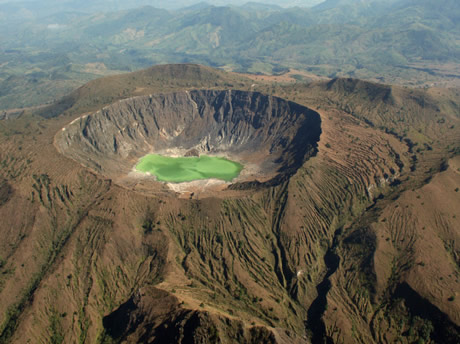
left=56, top=90, right=321, bottom=193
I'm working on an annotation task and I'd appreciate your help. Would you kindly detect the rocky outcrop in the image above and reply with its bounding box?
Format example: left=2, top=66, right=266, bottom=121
left=102, top=287, right=278, bottom=344
left=55, top=90, right=321, bottom=187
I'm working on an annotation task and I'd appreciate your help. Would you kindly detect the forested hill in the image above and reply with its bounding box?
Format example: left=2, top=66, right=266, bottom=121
left=0, top=0, right=459, bottom=109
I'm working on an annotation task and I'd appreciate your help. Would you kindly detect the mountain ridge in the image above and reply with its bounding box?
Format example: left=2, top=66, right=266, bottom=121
left=0, top=64, right=458, bottom=343
left=1, top=0, right=460, bottom=110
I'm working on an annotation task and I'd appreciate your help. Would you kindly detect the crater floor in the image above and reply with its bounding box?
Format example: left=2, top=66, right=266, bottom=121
left=55, top=90, right=321, bottom=196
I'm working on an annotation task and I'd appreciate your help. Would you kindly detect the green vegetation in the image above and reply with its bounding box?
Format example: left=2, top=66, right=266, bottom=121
left=136, top=154, right=243, bottom=183
left=0, top=180, right=12, bottom=206
left=48, top=308, right=64, bottom=344
left=1, top=0, right=460, bottom=109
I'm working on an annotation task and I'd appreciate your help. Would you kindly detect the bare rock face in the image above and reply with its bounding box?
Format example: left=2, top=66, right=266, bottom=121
left=55, top=90, right=321, bottom=188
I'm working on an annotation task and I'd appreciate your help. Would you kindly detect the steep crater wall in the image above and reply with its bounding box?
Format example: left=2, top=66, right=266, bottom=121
left=55, top=90, right=321, bottom=188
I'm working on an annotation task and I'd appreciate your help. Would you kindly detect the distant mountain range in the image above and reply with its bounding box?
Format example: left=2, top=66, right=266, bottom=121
left=0, top=0, right=324, bottom=12
left=0, top=0, right=459, bottom=109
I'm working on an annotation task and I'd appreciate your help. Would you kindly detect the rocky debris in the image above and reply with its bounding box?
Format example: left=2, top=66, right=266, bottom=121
left=184, top=148, right=200, bottom=157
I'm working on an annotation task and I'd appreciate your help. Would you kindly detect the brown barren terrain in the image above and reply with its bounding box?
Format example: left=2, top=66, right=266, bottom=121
left=0, top=64, right=459, bottom=343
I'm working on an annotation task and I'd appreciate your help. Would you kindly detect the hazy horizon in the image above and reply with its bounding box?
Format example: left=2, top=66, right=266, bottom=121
left=0, top=0, right=326, bottom=10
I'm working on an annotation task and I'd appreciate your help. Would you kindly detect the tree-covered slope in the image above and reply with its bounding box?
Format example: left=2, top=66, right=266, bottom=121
left=1, top=0, right=460, bottom=109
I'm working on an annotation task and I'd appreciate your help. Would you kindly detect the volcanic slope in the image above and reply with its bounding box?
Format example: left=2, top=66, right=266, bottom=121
left=0, top=64, right=459, bottom=344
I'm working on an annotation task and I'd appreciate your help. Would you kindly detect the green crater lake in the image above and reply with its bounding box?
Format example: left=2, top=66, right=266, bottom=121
left=136, top=154, right=243, bottom=183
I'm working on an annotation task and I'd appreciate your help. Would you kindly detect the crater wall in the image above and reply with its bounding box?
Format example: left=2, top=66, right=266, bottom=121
left=55, top=90, right=321, bottom=187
